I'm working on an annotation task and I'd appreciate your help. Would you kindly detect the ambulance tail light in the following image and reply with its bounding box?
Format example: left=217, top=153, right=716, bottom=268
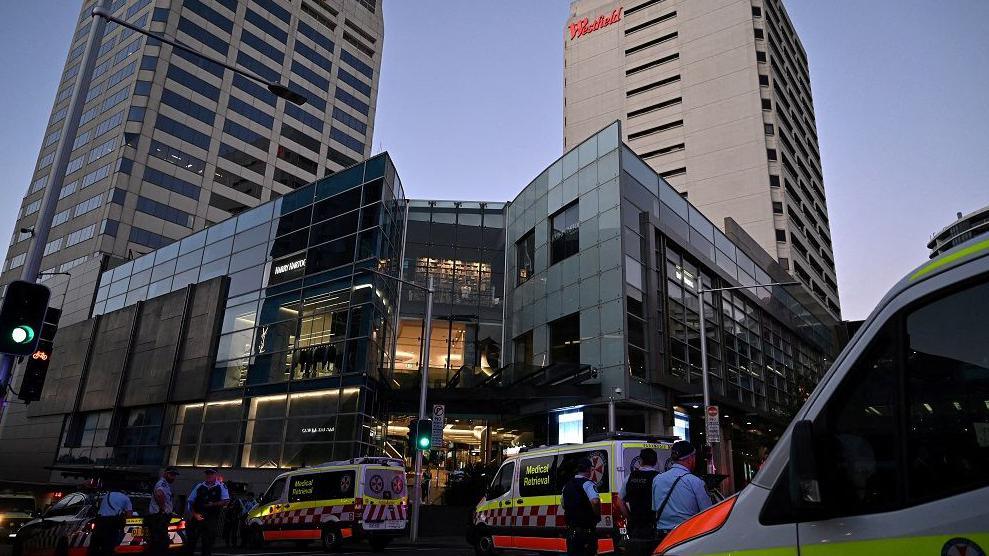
left=611, top=493, right=626, bottom=533
left=653, top=495, right=736, bottom=554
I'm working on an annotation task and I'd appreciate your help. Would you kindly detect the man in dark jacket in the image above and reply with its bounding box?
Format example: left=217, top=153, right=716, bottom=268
left=185, top=469, right=229, bottom=556
left=561, top=458, right=600, bottom=556
left=619, top=448, right=661, bottom=555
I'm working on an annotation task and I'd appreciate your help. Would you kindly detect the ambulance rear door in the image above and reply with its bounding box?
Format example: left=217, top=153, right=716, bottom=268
left=359, top=466, right=408, bottom=531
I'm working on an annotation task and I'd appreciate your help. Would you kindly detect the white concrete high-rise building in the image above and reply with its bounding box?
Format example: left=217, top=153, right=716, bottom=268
left=564, top=0, right=840, bottom=318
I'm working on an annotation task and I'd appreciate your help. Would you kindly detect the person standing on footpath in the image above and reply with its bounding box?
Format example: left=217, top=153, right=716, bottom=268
left=561, top=458, right=601, bottom=556
left=148, top=467, right=179, bottom=556
left=185, top=469, right=229, bottom=556
left=618, top=448, right=661, bottom=556
left=652, top=441, right=712, bottom=542
left=89, top=490, right=133, bottom=556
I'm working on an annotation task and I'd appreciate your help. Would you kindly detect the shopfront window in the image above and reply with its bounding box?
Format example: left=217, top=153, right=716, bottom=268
left=57, top=411, right=113, bottom=465
left=549, top=313, right=580, bottom=364
left=114, top=406, right=164, bottom=465
left=550, top=202, right=579, bottom=264
left=516, top=230, right=534, bottom=285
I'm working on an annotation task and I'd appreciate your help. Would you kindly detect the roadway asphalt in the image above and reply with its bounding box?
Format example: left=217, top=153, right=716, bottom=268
left=0, top=538, right=484, bottom=556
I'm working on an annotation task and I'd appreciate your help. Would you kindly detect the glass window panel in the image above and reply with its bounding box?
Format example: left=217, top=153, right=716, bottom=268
left=179, top=230, right=208, bottom=254
left=200, top=257, right=229, bottom=281
left=228, top=263, right=266, bottom=297
left=203, top=236, right=233, bottom=263
left=205, top=218, right=236, bottom=244
left=175, top=249, right=203, bottom=273
left=233, top=223, right=271, bottom=252
left=172, top=268, right=199, bottom=290
left=230, top=243, right=269, bottom=273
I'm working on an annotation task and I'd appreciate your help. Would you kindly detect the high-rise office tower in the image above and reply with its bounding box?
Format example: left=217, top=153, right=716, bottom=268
left=564, top=0, right=840, bottom=318
left=2, top=0, right=383, bottom=323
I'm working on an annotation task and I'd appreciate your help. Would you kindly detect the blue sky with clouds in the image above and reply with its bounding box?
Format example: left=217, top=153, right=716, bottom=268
left=1, top=0, right=986, bottom=319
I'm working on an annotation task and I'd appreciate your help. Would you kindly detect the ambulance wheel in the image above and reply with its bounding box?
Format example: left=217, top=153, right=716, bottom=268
left=369, top=536, right=391, bottom=552
left=474, top=532, right=498, bottom=556
left=320, top=526, right=342, bottom=552
left=246, top=525, right=265, bottom=548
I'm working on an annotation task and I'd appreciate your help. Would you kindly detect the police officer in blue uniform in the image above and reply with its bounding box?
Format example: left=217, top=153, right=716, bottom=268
left=561, top=458, right=601, bottom=556
left=185, top=469, right=229, bottom=556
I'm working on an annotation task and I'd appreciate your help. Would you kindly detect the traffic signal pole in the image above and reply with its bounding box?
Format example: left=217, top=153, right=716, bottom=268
left=410, top=276, right=433, bottom=544
left=0, top=0, right=112, bottom=424
left=359, top=268, right=433, bottom=544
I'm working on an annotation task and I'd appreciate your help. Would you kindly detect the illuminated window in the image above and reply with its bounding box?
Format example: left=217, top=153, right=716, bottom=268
left=516, top=230, right=534, bottom=285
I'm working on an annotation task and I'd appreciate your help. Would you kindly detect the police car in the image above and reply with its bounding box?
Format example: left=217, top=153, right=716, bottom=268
left=12, top=491, right=185, bottom=556
left=0, top=494, right=37, bottom=543
left=245, top=457, right=408, bottom=552
left=468, top=437, right=674, bottom=554
left=652, top=235, right=989, bottom=554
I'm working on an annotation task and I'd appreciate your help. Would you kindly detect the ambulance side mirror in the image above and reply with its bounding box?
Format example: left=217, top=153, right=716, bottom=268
left=788, top=420, right=822, bottom=509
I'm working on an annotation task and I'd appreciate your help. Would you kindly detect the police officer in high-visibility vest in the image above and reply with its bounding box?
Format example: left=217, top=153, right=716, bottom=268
left=561, top=457, right=601, bottom=556
left=618, top=448, right=661, bottom=556
left=185, top=469, right=229, bottom=556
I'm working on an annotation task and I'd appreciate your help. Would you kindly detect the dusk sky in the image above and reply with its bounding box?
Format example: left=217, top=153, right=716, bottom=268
left=1, top=0, right=987, bottom=320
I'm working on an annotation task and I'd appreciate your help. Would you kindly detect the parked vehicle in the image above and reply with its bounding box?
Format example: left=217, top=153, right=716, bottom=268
left=0, top=493, right=37, bottom=544
left=12, top=491, right=184, bottom=556
left=467, top=436, right=674, bottom=554
left=245, top=457, right=408, bottom=552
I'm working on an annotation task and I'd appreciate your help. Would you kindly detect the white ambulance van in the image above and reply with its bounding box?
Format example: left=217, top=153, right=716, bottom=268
left=246, top=457, right=407, bottom=552
left=654, top=236, right=989, bottom=554
left=468, top=436, right=674, bottom=554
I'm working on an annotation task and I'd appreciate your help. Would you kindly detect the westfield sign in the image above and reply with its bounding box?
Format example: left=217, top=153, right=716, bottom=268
left=568, top=7, right=623, bottom=40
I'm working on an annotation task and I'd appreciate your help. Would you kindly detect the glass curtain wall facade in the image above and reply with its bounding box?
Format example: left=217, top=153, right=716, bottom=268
left=91, top=154, right=404, bottom=468
left=504, top=122, right=834, bottom=422
left=393, top=201, right=506, bottom=390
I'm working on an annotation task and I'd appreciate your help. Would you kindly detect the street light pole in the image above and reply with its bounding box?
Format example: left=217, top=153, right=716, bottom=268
left=359, top=267, right=433, bottom=544
left=697, top=281, right=799, bottom=474
left=0, top=0, right=112, bottom=424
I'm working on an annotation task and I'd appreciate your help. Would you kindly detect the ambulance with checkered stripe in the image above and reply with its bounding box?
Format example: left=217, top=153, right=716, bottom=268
left=12, top=492, right=185, bottom=556
left=650, top=235, right=989, bottom=554
left=245, top=457, right=407, bottom=551
left=468, top=438, right=675, bottom=554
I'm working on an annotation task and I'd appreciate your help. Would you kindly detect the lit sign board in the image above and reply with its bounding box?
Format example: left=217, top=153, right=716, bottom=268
left=274, top=259, right=306, bottom=275
left=568, top=7, right=622, bottom=40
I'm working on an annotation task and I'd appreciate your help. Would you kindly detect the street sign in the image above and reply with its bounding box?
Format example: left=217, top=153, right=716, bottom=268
left=431, top=404, right=445, bottom=446
left=705, top=405, right=721, bottom=444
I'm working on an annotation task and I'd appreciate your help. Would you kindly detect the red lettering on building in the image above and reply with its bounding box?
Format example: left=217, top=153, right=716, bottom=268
left=568, top=7, right=623, bottom=40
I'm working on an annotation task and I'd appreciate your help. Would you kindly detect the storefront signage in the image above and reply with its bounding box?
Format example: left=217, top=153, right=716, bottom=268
left=274, top=258, right=306, bottom=275
left=568, top=7, right=622, bottom=40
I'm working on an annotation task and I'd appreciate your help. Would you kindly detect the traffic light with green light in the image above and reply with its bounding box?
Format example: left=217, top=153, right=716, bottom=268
left=0, top=281, right=50, bottom=356
left=415, top=418, right=433, bottom=451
